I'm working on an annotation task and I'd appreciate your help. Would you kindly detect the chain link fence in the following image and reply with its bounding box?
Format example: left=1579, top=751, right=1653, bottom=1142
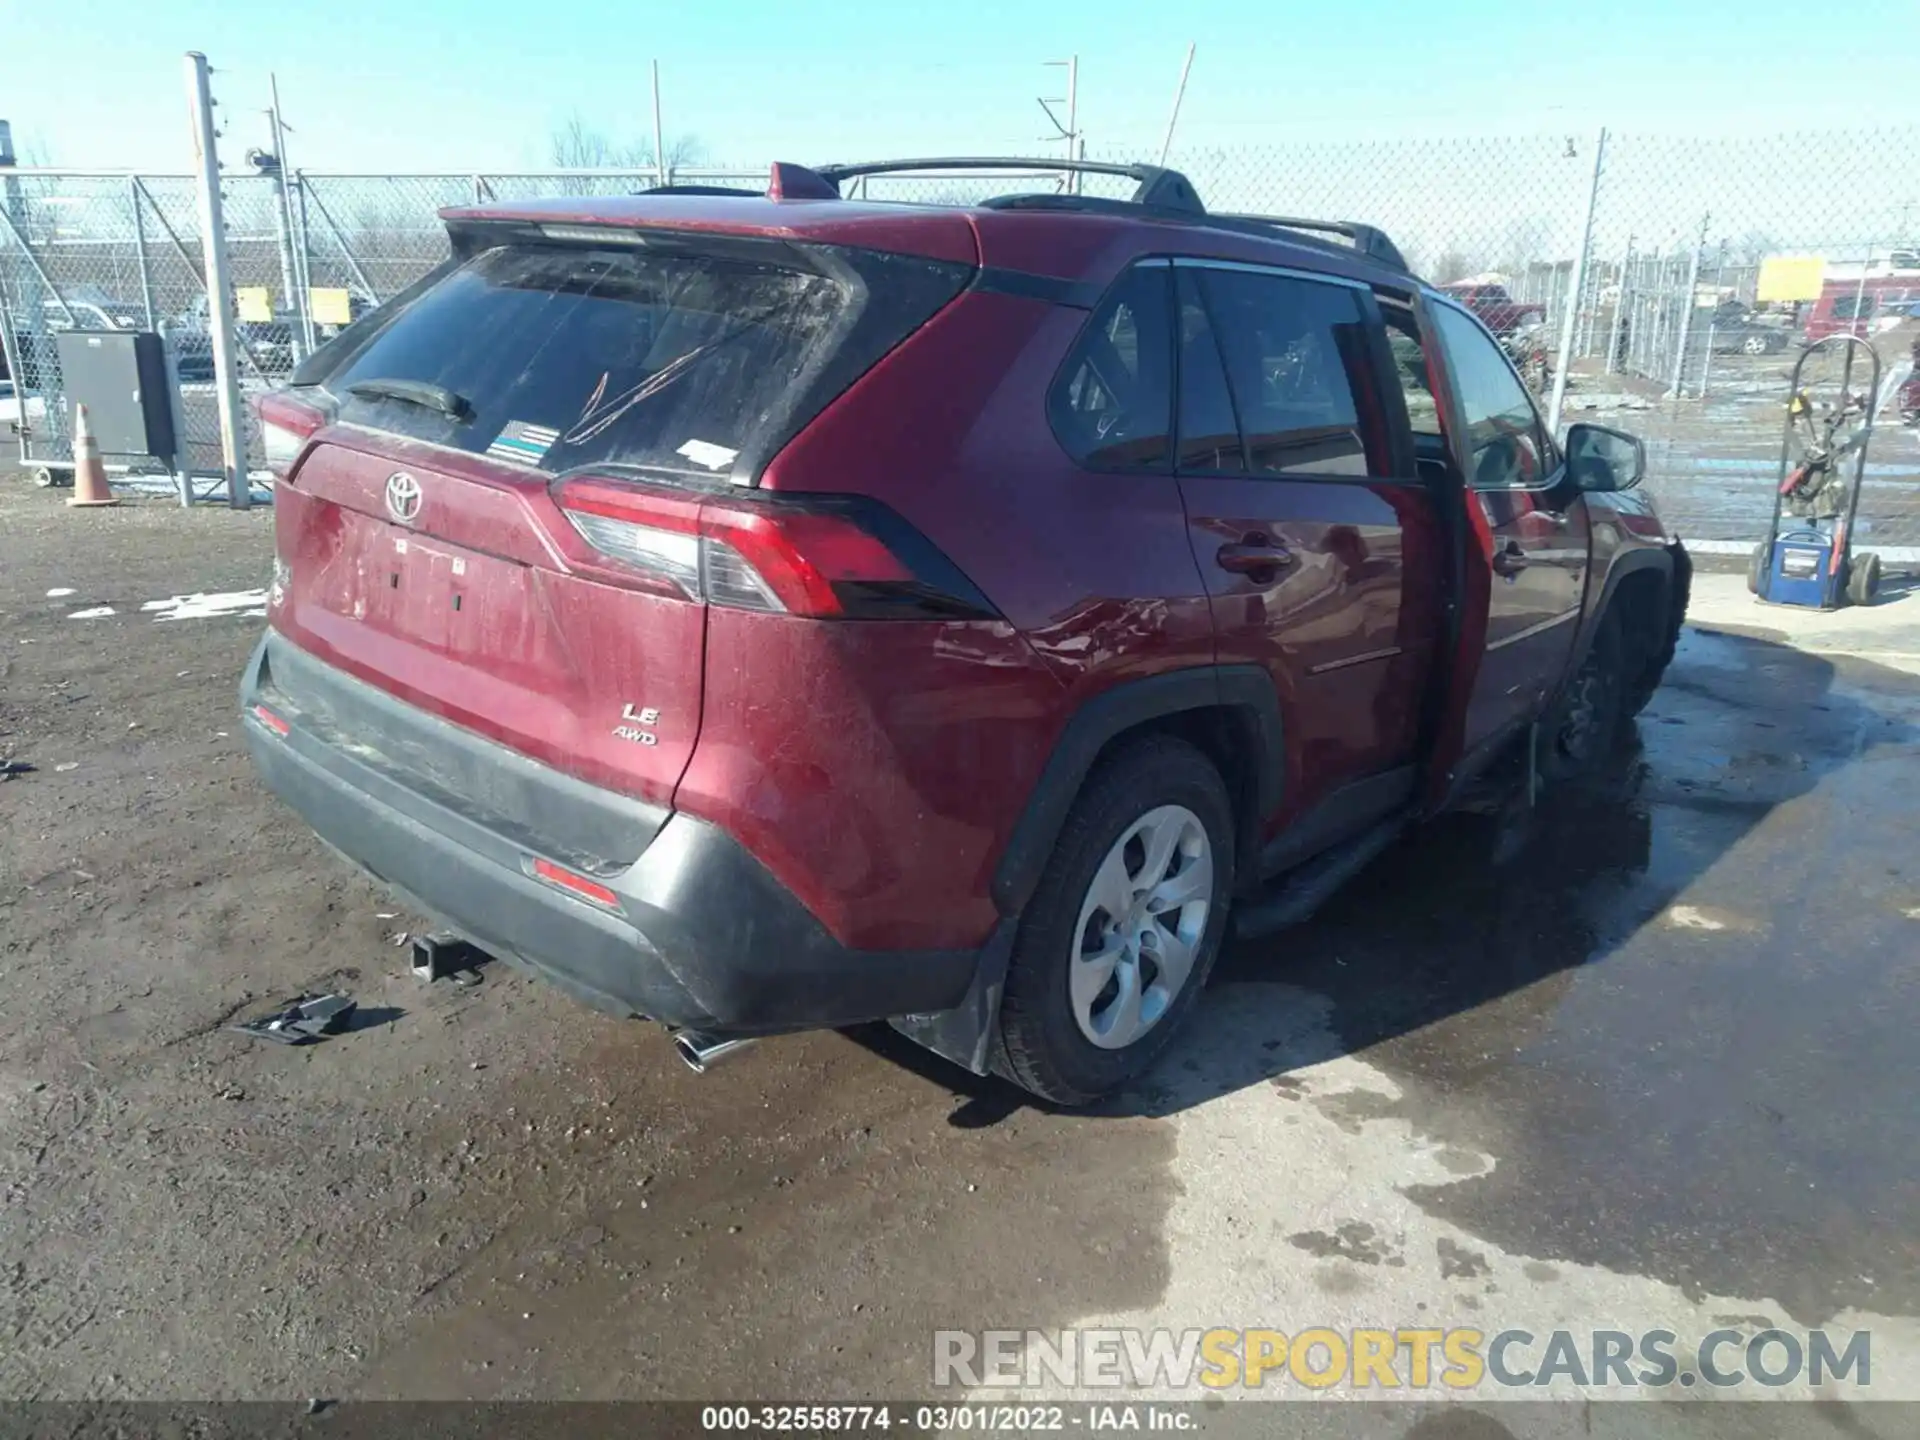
left=4, top=130, right=1917, bottom=548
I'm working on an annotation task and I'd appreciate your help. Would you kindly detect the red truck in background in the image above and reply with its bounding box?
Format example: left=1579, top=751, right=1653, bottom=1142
left=1439, top=280, right=1547, bottom=337
left=1801, top=273, right=1920, bottom=342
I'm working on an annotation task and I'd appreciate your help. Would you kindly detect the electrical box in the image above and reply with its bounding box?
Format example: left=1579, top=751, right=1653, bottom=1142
left=53, top=329, right=177, bottom=463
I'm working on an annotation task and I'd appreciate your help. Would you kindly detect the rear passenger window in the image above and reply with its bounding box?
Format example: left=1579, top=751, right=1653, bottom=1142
left=1175, top=270, right=1243, bottom=473
left=1195, top=268, right=1386, bottom=478
left=1050, top=265, right=1173, bottom=471
left=1383, top=308, right=1443, bottom=438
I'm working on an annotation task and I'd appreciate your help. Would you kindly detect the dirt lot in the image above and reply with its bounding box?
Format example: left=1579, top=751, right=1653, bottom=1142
left=0, top=486, right=1176, bottom=1403
left=3, top=480, right=1919, bottom=1430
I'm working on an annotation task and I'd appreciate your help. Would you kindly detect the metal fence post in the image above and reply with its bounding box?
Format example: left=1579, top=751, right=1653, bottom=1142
left=185, top=51, right=249, bottom=509
left=1667, top=212, right=1709, bottom=398
left=301, top=182, right=380, bottom=301
left=1547, top=126, right=1605, bottom=435
left=293, top=170, right=317, bottom=319
left=265, top=162, right=304, bottom=360
left=0, top=261, right=27, bottom=467
left=287, top=171, right=316, bottom=354
left=1605, top=237, right=1632, bottom=375
left=129, top=176, right=157, bottom=331
left=0, top=119, right=55, bottom=461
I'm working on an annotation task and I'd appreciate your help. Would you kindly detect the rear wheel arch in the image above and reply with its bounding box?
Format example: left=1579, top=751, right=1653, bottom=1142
left=991, top=667, right=1283, bottom=918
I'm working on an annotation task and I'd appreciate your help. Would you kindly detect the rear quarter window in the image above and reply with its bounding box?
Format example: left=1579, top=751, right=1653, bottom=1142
left=1048, top=264, right=1174, bottom=472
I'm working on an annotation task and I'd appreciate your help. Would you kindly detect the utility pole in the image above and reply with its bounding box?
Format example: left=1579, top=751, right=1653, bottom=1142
left=651, top=61, right=669, bottom=190
left=267, top=74, right=313, bottom=356
left=1039, top=56, right=1079, bottom=194
left=185, top=51, right=249, bottom=509
left=1158, top=44, right=1197, bottom=168
left=1546, top=126, right=1605, bottom=434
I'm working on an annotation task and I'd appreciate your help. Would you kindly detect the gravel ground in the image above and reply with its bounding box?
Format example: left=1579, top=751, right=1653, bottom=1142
left=0, top=485, right=1169, bottom=1404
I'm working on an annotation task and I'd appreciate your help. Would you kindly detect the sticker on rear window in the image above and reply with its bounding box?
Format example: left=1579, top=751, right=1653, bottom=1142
left=486, top=420, right=560, bottom=466
left=676, top=438, right=739, bottom=471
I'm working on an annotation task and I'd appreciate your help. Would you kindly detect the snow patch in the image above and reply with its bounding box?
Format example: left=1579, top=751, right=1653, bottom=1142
left=141, top=589, right=270, bottom=622
left=67, top=607, right=116, bottom=620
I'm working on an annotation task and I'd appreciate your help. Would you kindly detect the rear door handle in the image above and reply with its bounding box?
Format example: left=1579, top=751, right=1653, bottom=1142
left=1216, top=540, right=1295, bottom=576
left=1492, top=543, right=1529, bottom=577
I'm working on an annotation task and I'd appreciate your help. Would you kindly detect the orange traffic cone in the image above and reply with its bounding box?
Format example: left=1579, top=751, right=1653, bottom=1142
left=68, top=404, right=118, bottom=508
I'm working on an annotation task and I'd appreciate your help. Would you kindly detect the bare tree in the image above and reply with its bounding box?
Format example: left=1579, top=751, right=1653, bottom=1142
left=1431, top=250, right=1476, bottom=285
left=549, top=116, right=704, bottom=172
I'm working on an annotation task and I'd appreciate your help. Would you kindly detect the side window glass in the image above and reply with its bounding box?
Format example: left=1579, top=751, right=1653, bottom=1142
left=1194, top=268, right=1385, bottom=478
left=1175, top=269, right=1243, bottom=473
left=1048, top=265, right=1173, bottom=471
left=1382, top=307, right=1444, bottom=440
left=1430, top=302, right=1549, bottom=490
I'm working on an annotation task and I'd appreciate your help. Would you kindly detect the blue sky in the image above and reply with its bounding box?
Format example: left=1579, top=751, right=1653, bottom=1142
left=6, top=0, right=1920, bottom=174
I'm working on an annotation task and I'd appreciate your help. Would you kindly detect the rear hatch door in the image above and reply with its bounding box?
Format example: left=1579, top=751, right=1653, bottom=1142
left=270, top=224, right=972, bottom=840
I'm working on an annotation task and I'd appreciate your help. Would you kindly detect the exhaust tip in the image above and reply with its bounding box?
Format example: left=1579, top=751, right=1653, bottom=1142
left=673, top=1029, right=756, bottom=1074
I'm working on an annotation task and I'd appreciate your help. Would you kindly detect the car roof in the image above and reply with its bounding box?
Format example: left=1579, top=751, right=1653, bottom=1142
left=441, top=160, right=1418, bottom=296
left=443, top=192, right=1415, bottom=296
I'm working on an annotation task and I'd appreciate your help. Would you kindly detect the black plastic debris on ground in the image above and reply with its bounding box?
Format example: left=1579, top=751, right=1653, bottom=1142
left=228, top=993, right=357, bottom=1045
left=0, top=759, right=34, bottom=781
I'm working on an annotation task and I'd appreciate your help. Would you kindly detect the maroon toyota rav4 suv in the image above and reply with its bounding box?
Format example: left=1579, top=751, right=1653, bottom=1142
left=243, top=159, right=1688, bottom=1104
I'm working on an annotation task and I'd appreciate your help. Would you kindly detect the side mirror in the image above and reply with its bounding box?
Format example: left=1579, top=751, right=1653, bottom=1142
left=1565, top=422, right=1645, bottom=492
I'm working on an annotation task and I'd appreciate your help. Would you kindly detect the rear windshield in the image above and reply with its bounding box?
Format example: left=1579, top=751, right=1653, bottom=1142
left=314, top=239, right=960, bottom=483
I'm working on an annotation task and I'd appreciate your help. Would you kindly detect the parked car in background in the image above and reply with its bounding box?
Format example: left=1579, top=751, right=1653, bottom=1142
left=44, top=294, right=145, bottom=332
left=242, top=158, right=1688, bottom=1105
left=1, top=294, right=148, bottom=388
left=1438, top=280, right=1546, bottom=336
left=1693, top=302, right=1792, bottom=356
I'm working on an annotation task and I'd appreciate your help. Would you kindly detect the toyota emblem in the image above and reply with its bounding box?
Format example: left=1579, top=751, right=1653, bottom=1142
left=384, top=472, right=422, bottom=525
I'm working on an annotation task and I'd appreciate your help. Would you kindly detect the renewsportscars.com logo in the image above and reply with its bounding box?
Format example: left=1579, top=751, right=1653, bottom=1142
left=934, top=1327, right=1873, bottom=1393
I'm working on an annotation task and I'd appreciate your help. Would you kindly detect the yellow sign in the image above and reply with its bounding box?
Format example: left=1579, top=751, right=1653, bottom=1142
left=1757, top=256, right=1825, bottom=303
left=309, top=287, right=353, bottom=326
left=234, top=286, right=273, bottom=323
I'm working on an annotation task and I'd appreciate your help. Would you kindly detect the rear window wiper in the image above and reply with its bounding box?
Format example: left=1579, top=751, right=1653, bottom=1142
left=346, top=377, right=474, bottom=422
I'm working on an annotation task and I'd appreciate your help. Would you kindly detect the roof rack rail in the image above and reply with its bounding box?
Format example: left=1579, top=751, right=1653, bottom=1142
left=1214, top=214, right=1410, bottom=273
left=812, top=157, right=1205, bottom=215
left=636, top=183, right=762, bottom=197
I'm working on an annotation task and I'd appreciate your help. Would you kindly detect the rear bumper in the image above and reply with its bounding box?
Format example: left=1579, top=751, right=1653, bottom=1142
left=239, top=633, right=978, bottom=1033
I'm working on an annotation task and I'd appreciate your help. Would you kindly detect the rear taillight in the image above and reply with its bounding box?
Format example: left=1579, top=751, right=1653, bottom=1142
left=254, top=390, right=328, bottom=481
left=551, top=477, right=996, bottom=621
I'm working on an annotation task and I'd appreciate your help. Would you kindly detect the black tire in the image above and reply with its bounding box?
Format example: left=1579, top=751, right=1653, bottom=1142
left=992, top=735, right=1235, bottom=1106
left=1747, top=541, right=1769, bottom=596
left=1846, top=552, right=1881, bottom=608
left=1538, top=613, right=1630, bottom=783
